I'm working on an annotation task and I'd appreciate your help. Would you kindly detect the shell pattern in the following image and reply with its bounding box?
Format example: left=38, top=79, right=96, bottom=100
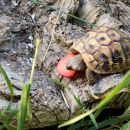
left=70, top=27, right=130, bottom=74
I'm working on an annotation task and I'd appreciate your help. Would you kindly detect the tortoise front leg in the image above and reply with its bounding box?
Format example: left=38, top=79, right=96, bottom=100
left=86, top=68, right=97, bottom=85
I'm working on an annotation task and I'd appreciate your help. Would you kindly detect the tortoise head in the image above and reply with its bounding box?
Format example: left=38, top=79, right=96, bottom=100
left=67, top=36, right=88, bottom=71
left=66, top=54, right=87, bottom=71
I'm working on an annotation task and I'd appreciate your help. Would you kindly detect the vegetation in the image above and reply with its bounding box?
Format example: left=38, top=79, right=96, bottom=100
left=0, top=0, right=130, bottom=130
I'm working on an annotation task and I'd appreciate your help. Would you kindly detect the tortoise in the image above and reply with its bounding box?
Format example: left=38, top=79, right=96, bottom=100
left=66, top=26, right=130, bottom=84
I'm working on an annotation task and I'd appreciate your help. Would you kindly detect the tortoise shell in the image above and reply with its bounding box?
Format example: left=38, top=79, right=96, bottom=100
left=70, top=27, right=130, bottom=74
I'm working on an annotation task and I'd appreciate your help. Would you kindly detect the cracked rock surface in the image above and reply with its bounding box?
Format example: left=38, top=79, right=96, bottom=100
left=0, top=0, right=130, bottom=129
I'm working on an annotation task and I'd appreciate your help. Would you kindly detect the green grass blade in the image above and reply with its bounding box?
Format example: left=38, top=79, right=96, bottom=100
left=96, top=70, right=130, bottom=109
left=89, top=111, right=98, bottom=129
left=17, top=82, right=31, bottom=130
left=26, top=97, right=32, bottom=121
left=58, top=108, right=96, bottom=128
left=73, top=95, right=81, bottom=107
left=88, top=114, right=130, bottom=130
left=67, top=120, right=87, bottom=130
left=0, top=64, right=14, bottom=100
left=29, top=38, right=41, bottom=83
left=58, top=70, right=130, bottom=128
left=120, top=120, right=130, bottom=130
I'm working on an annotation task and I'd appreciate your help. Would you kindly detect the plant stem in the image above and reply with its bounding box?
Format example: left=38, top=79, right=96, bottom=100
left=30, top=37, right=41, bottom=84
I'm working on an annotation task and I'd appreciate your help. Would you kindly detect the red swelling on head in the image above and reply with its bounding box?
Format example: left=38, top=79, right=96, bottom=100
left=56, top=53, right=76, bottom=78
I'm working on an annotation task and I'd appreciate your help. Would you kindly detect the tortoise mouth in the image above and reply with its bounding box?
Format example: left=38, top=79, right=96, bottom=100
left=66, top=65, right=73, bottom=70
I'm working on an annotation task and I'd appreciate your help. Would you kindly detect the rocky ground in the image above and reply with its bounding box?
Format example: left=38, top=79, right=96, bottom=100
left=0, top=0, right=130, bottom=129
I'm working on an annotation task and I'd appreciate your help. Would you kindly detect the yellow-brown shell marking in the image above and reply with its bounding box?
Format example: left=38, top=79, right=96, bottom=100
left=70, top=27, right=130, bottom=74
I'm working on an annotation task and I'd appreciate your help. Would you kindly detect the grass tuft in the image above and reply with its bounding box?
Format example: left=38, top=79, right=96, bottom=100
left=58, top=70, right=130, bottom=128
